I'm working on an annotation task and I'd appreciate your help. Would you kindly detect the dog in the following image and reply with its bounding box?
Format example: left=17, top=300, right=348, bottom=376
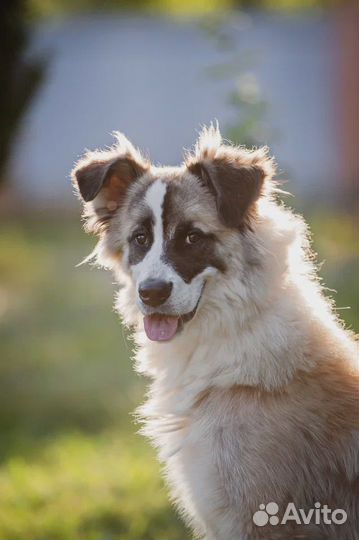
left=72, top=125, right=358, bottom=540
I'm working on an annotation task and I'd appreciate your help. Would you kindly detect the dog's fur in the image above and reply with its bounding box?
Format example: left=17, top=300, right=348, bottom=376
left=72, top=126, right=359, bottom=540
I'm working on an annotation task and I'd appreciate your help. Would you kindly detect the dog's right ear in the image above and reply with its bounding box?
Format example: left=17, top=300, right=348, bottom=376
left=72, top=133, right=149, bottom=233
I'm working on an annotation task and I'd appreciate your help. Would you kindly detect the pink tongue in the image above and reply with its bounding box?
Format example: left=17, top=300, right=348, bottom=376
left=144, top=314, right=179, bottom=341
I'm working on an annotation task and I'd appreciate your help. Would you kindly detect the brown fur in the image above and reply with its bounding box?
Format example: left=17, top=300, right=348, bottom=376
left=190, top=328, right=359, bottom=539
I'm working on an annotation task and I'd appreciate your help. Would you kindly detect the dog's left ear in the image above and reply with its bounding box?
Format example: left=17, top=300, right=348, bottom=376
left=186, top=125, right=275, bottom=229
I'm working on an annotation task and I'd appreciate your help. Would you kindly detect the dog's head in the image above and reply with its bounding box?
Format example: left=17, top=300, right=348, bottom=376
left=72, top=126, right=276, bottom=342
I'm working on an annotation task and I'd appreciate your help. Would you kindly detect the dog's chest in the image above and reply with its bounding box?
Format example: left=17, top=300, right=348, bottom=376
left=143, top=384, right=253, bottom=538
left=154, top=403, right=225, bottom=537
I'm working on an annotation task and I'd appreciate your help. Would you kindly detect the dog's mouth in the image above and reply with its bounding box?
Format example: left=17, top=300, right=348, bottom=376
left=143, top=292, right=203, bottom=342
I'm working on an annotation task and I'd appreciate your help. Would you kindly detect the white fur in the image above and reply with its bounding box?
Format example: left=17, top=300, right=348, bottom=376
left=131, top=180, right=167, bottom=285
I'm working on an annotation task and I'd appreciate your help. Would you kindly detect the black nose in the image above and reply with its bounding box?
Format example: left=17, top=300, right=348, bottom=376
left=139, top=279, right=173, bottom=307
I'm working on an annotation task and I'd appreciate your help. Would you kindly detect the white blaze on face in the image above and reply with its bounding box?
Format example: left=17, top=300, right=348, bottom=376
left=131, top=180, right=170, bottom=284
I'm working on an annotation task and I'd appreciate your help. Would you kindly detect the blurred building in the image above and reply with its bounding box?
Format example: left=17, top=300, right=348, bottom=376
left=6, top=8, right=357, bottom=209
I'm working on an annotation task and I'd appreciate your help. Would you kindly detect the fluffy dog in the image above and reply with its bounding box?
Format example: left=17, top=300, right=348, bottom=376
left=72, top=125, right=358, bottom=540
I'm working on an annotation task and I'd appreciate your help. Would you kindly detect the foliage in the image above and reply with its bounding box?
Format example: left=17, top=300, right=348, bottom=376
left=27, top=0, right=232, bottom=18
left=0, top=0, right=45, bottom=186
left=202, top=14, right=271, bottom=147
left=0, top=211, right=357, bottom=538
left=27, top=0, right=349, bottom=19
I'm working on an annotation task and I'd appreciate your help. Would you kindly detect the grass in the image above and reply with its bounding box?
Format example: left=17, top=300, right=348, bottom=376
left=0, top=208, right=357, bottom=539
left=0, top=431, right=186, bottom=540
left=308, top=209, right=358, bottom=332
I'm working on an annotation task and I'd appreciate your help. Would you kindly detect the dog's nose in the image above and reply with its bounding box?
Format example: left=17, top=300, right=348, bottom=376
left=139, top=279, right=173, bottom=307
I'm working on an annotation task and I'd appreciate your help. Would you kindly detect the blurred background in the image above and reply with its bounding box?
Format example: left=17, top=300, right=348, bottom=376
left=0, top=0, right=357, bottom=538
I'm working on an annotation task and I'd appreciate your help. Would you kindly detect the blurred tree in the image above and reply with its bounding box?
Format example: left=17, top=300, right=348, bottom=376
left=202, top=15, right=271, bottom=147
left=0, top=0, right=45, bottom=187
left=27, top=0, right=350, bottom=18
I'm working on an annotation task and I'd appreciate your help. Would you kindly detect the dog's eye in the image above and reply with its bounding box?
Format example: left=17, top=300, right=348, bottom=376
left=134, top=232, right=148, bottom=246
left=185, top=229, right=203, bottom=245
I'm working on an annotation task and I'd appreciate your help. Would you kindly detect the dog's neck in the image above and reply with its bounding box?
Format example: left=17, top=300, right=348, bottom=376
left=133, top=276, right=325, bottom=420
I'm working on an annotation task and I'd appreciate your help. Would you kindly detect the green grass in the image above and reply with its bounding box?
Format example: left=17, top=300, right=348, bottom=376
left=308, top=209, right=358, bottom=332
left=0, top=208, right=357, bottom=539
left=0, top=431, right=186, bottom=540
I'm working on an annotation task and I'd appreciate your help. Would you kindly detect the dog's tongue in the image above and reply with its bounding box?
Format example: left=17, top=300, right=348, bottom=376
left=143, top=314, right=179, bottom=341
